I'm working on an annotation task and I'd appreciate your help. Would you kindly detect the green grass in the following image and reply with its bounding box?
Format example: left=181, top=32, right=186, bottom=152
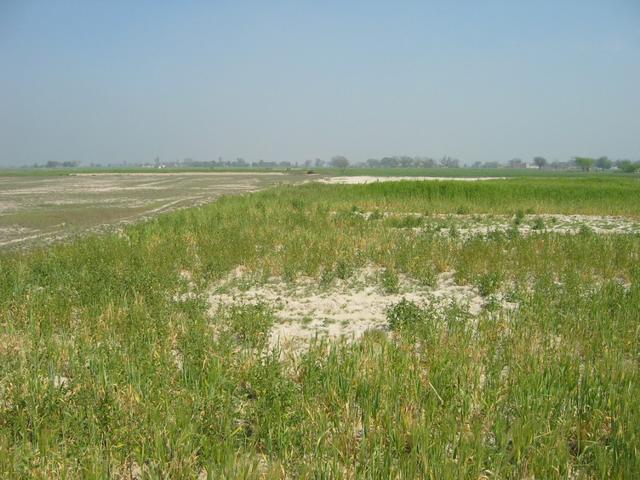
left=0, top=177, right=638, bottom=477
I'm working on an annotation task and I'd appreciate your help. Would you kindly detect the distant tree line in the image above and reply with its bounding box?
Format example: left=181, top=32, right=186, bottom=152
left=24, top=155, right=640, bottom=173
left=31, top=161, right=80, bottom=168
left=180, top=158, right=295, bottom=169
left=523, top=156, right=637, bottom=172
left=321, top=155, right=639, bottom=172
left=360, top=156, right=460, bottom=168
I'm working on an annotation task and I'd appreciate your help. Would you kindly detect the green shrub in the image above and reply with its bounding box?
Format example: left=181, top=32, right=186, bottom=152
left=386, top=298, right=432, bottom=331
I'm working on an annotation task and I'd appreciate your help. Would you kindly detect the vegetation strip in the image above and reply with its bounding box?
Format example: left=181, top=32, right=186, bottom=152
left=1, top=177, right=638, bottom=477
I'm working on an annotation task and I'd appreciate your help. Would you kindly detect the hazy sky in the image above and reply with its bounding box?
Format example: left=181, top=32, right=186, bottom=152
left=1, top=1, right=639, bottom=166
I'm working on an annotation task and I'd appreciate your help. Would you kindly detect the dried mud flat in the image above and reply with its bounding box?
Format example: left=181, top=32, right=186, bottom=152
left=0, top=172, right=304, bottom=248
left=206, top=266, right=507, bottom=354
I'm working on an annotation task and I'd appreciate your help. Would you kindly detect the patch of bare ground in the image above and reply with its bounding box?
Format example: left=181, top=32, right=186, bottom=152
left=0, top=172, right=301, bottom=248
left=431, top=214, right=639, bottom=237
left=207, top=266, right=507, bottom=354
left=354, top=211, right=640, bottom=236
left=318, top=176, right=507, bottom=184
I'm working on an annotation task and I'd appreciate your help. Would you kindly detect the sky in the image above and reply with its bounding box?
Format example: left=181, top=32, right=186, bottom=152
left=1, top=0, right=639, bottom=166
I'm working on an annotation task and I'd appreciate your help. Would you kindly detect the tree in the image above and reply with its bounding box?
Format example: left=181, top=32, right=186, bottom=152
left=366, top=158, right=381, bottom=168
left=380, top=157, right=398, bottom=168
left=533, top=156, right=547, bottom=169
left=440, top=156, right=460, bottom=168
left=330, top=155, right=349, bottom=169
left=616, top=160, right=640, bottom=173
left=399, top=156, right=413, bottom=168
left=574, top=157, right=595, bottom=171
left=234, top=157, right=247, bottom=167
left=596, top=156, right=612, bottom=170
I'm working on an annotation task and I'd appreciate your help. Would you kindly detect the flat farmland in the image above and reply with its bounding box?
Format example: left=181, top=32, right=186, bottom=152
left=0, top=172, right=307, bottom=248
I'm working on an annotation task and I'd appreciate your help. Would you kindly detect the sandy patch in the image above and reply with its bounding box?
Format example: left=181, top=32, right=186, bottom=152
left=319, top=176, right=507, bottom=185
left=410, top=213, right=640, bottom=237
left=208, top=266, right=488, bottom=353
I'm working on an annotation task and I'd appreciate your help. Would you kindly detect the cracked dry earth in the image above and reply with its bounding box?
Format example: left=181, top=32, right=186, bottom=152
left=207, top=266, right=502, bottom=353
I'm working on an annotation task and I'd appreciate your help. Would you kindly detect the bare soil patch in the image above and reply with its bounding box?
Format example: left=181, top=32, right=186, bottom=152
left=208, top=266, right=491, bottom=353
left=0, top=172, right=304, bottom=248
left=319, top=176, right=507, bottom=184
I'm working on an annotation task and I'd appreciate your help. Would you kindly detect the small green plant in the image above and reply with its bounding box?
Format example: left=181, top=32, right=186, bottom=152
left=477, top=271, right=503, bottom=296
left=533, top=217, right=545, bottom=230
left=386, top=298, right=431, bottom=331
left=381, top=267, right=400, bottom=293
left=507, top=225, right=520, bottom=239
left=368, top=209, right=383, bottom=220
left=320, top=268, right=335, bottom=285
left=334, top=260, right=353, bottom=280
left=415, top=264, right=437, bottom=287
left=484, top=294, right=501, bottom=312
left=579, top=224, right=593, bottom=235
left=456, top=205, right=470, bottom=214
left=386, top=215, right=424, bottom=228
left=291, top=198, right=305, bottom=210
left=514, top=209, right=525, bottom=225
left=220, top=303, right=274, bottom=349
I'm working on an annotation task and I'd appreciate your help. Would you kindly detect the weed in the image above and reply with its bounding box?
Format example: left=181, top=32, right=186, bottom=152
left=477, top=271, right=503, bottom=296
left=368, top=209, right=383, bottom=220
left=219, top=303, right=274, bottom=349
left=533, top=216, right=546, bottom=230
left=415, top=264, right=437, bottom=287
left=334, top=260, right=353, bottom=280
left=514, top=209, right=525, bottom=225
left=386, top=298, right=432, bottom=331
left=579, top=224, right=593, bottom=235
left=385, top=215, right=424, bottom=229
left=381, top=267, right=400, bottom=293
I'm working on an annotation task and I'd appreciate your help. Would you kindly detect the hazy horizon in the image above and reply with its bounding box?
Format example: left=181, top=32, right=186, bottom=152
left=1, top=1, right=639, bottom=167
